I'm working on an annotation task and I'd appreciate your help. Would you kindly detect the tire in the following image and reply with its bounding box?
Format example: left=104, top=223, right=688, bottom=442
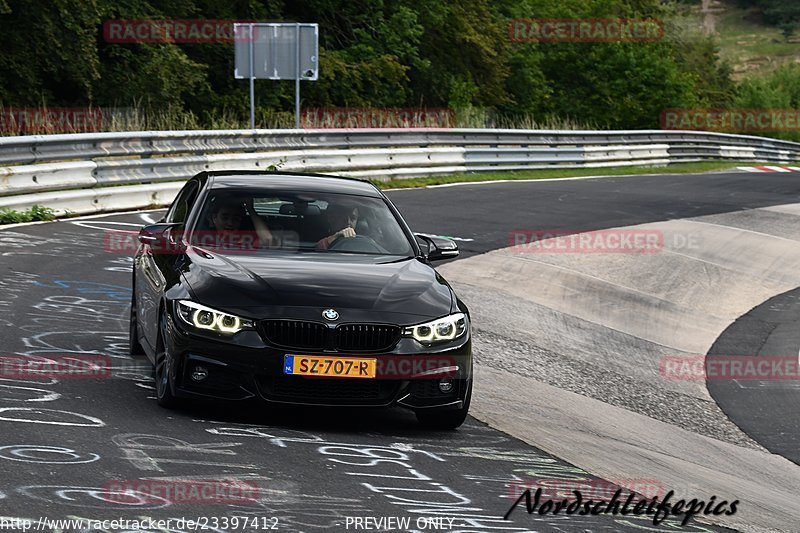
left=415, top=380, right=472, bottom=430
left=154, top=310, right=181, bottom=409
left=129, top=283, right=145, bottom=356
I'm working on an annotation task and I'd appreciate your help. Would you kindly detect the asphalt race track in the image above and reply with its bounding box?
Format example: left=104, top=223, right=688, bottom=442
left=4, top=170, right=800, bottom=532
left=707, top=286, right=800, bottom=465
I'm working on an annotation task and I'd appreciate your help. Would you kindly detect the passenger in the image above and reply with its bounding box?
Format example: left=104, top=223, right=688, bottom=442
left=316, top=204, right=359, bottom=250
left=205, top=197, right=274, bottom=249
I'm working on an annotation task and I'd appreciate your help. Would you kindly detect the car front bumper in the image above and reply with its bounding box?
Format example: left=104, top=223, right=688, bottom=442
left=164, top=314, right=472, bottom=410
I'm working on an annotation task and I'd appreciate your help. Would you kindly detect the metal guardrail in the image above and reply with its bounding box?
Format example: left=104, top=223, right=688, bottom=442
left=1, top=128, right=798, bottom=215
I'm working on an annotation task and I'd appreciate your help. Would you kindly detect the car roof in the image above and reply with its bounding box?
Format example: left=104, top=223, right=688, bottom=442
left=202, top=171, right=384, bottom=198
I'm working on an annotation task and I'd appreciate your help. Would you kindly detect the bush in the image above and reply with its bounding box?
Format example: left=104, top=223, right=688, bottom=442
left=0, top=204, right=56, bottom=224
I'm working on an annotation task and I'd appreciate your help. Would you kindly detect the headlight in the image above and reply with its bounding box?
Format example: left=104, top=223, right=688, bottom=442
left=176, top=301, right=253, bottom=335
left=404, top=313, right=468, bottom=345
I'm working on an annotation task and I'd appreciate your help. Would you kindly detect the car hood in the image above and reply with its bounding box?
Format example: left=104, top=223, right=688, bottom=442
left=180, top=248, right=454, bottom=323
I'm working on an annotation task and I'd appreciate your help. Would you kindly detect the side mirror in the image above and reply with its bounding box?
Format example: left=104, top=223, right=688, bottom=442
left=415, top=233, right=459, bottom=261
left=138, top=223, right=182, bottom=253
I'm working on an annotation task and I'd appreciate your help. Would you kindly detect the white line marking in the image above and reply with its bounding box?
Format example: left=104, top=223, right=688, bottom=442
left=0, top=408, right=105, bottom=427
left=69, top=221, right=143, bottom=231
left=59, top=209, right=164, bottom=222
left=386, top=173, right=668, bottom=191
left=424, top=173, right=630, bottom=189
left=1, top=209, right=165, bottom=231
left=430, top=234, right=474, bottom=242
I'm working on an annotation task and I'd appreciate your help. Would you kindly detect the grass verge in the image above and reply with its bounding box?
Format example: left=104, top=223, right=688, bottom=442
left=713, top=2, right=800, bottom=80
left=371, top=161, right=767, bottom=189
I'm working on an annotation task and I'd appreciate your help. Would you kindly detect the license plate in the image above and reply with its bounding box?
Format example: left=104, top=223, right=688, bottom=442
left=284, top=355, right=377, bottom=378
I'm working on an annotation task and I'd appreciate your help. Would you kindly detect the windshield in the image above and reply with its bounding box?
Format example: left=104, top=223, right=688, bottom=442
left=190, top=189, right=414, bottom=256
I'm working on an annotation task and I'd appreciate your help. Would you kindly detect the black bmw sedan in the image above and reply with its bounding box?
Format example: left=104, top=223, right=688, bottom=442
left=130, top=171, right=472, bottom=429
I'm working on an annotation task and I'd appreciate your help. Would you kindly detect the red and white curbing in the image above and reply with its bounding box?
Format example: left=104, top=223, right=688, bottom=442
left=738, top=165, right=800, bottom=173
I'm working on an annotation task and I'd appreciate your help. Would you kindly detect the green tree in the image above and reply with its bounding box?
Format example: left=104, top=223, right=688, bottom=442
left=287, top=0, right=422, bottom=107
left=732, top=0, right=800, bottom=37
left=500, top=0, right=713, bottom=127
left=761, top=0, right=800, bottom=37
left=0, top=0, right=743, bottom=131
left=733, top=64, right=800, bottom=141
left=736, top=64, right=800, bottom=108
left=411, top=0, right=512, bottom=107
left=0, top=0, right=102, bottom=104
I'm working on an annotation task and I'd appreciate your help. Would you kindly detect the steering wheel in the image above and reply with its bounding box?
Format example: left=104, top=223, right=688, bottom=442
left=328, top=234, right=388, bottom=254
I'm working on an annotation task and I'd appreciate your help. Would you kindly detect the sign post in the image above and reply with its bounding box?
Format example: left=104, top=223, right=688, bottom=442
left=248, top=25, right=255, bottom=128
left=295, top=23, right=301, bottom=129
left=234, top=22, right=319, bottom=129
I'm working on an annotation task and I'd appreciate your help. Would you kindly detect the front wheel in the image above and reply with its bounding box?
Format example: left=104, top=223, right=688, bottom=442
left=415, top=380, right=472, bottom=430
left=154, top=311, right=180, bottom=409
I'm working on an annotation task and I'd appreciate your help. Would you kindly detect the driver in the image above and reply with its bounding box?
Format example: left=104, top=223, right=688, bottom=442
left=316, top=204, right=359, bottom=250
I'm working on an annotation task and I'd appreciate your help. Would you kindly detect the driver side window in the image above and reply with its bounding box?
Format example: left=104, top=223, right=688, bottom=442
left=166, top=181, right=199, bottom=225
